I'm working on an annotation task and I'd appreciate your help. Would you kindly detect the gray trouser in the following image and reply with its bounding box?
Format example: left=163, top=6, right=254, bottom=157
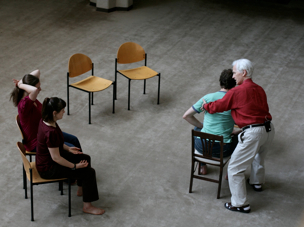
left=228, top=123, right=275, bottom=207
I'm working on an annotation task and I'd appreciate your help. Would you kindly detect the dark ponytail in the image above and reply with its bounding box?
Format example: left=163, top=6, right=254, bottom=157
left=10, top=86, right=24, bottom=107
left=42, top=97, right=66, bottom=122
left=10, top=74, right=40, bottom=106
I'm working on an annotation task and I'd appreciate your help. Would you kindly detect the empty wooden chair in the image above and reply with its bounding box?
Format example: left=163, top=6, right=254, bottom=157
left=115, top=42, right=161, bottom=110
left=67, top=53, right=115, bottom=124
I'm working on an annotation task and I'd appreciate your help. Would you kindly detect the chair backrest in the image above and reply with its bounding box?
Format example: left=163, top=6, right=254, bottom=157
left=68, top=53, right=93, bottom=78
left=17, top=142, right=32, bottom=180
left=117, top=42, right=146, bottom=64
left=192, top=129, right=224, bottom=162
left=16, top=115, right=25, bottom=142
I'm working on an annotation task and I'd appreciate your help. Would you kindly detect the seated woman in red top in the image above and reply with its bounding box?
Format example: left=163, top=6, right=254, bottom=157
left=36, top=97, right=104, bottom=215
left=10, top=70, right=82, bottom=153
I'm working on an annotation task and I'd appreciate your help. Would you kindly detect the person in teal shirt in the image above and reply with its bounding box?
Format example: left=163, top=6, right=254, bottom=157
left=183, top=69, right=238, bottom=175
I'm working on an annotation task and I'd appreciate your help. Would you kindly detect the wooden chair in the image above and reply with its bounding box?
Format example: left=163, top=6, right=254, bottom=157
left=16, top=115, right=36, bottom=161
left=115, top=42, right=161, bottom=110
left=67, top=53, right=115, bottom=124
left=17, top=142, right=71, bottom=221
left=189, top=130, right=231, bottom=199
left=16, top=114, right=36, bottom=190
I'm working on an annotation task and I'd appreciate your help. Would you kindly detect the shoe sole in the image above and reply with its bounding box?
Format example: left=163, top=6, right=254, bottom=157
left=224, top=203, right=251, bottom=213
left=247, top=179, right=263, bottom=192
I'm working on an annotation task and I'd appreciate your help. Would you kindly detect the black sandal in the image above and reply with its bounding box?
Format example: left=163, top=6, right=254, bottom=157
left=224, top=202, right=251, bottom=213
left=247, top=179, right=263, bottom=192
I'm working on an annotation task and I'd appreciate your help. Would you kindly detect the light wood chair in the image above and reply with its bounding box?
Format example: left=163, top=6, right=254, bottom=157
left=17, top=142, right=71, bottom=221
left=189, top=130, right=231, bottom=199
left=67, top=53, right=115, bottom=124
left=115, top=42, right=161, bottom=110
left=16, top=115, right=36, bottom=160
left=16, top=114, right=36, bottom=190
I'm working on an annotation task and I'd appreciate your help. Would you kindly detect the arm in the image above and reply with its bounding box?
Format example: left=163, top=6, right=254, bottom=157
left=203, top=90, right=235, bottom=114
left=15, top=69, right=41, bottom=101
left=63, top=143, right=82, bottom=154
left=183, top=107, right=204, bottom=128
left=17, top=80, right=40, bottom=101
left=48, top=147, right=88, bottom=169
left=30, top=69, right=40, bottom=78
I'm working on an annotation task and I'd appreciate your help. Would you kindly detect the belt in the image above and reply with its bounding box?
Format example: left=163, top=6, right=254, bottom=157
left=242, top=123, right=265, bottom=131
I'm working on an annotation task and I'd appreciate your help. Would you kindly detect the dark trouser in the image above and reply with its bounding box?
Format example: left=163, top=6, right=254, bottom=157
left=62, top=131, right=82, bottom=150
left=39, top=151, right=99, bottom=203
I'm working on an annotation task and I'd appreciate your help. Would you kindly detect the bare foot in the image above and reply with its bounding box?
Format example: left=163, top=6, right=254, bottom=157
left=83, top=204, right=105, bottom=215
left=200, top=164, right=208, bottom=175
left=77, top=186, right=83, bottom=196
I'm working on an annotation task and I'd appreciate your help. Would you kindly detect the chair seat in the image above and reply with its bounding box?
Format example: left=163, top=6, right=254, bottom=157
left=28, top=162, right=67, bottom=184
left=194, top=149, right=230, bottom=165
left=119, top=66, right=158, bottom=80
left=71, top=76, right=112, bottom=92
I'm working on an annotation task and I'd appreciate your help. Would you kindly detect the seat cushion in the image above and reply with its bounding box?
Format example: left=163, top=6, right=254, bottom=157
left=194, top=149, right=230, bottom=165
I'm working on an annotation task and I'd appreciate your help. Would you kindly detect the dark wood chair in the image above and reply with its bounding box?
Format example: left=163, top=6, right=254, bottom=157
left=17, top=142, right=71, bottom=221
left=189, top=129, right=231, bottom=199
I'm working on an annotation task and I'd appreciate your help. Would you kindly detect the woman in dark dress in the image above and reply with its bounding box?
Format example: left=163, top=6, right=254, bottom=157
left=36, top=97, right=104, bottom=215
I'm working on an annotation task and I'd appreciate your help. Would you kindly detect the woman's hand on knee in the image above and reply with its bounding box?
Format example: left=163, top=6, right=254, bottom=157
left=76, top=160, right=89, bottom=169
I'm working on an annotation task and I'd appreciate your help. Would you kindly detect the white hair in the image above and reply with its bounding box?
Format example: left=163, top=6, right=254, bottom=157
left=232, top=59, right=254, bottom=78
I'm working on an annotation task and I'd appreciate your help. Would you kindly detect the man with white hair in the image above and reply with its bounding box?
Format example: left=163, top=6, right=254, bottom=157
left=202, top=59, right=275, bottom=213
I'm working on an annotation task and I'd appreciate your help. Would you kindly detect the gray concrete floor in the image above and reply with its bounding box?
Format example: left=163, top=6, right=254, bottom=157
left=1, top=0, right=304, bottom=226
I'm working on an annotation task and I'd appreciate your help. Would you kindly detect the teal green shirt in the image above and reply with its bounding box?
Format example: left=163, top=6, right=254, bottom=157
left=192, top=91, right=234, bottom=143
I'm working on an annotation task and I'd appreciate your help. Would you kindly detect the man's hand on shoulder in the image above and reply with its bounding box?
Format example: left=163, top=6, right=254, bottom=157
left=200, top=99, right=207, bottom=113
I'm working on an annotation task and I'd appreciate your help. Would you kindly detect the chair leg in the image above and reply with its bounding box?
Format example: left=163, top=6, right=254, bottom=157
left=92, top=92, right=94, bottom=105
left=24, top=166, right=28, bottom=199
left=89, top=92, right=91, bottom=124
left=189, top=160, right=195, bottom=193
left=143, top=79, right=146, bottom=94
left=217, top=166, right=224, bottom=199
left=67, top=79, right=70, bottom=115
left=30, top=169, right=34, bottom=221
left=68, top=179, right=71, bottom=217
left=23, top=164, right=26, bottom=190
left=112, top=82, right=115, bottom=114
left=115, top=60, right=117, bottom=100
left=59, top=181, right=64, bottom=195
left=128, top=79, right=131, bottom=110
left=157, top=73, right=161, bottom=105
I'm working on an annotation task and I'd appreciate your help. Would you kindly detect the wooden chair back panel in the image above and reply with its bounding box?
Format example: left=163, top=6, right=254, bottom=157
left=17, top=142, right=31, bottom=180
left=201, top=137, right=214, bottom=158
left=117, top=42, right=145, bottom=64
left=68, top=53, right=92, bottom=78
left=16, top=115, right=25, bottom=140
left=192, top=130, right=223, bottom=161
